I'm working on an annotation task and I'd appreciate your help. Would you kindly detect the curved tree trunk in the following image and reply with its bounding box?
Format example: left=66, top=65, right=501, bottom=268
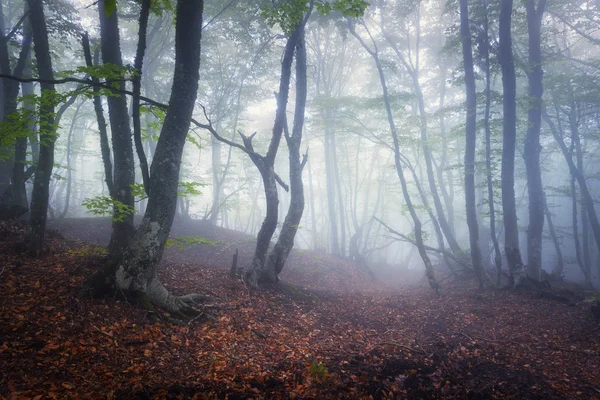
left=499, top=0, right=526, bottom=286
left=265, top=28, right=308, bottom=278
left=244, top=21, right=306, bottom=287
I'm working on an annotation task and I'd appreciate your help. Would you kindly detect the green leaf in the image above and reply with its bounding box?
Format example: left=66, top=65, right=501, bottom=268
left=104, top=0, right=117, bottom=16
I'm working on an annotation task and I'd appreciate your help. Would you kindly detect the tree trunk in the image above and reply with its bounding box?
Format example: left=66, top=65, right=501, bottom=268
left=25, top=0, right=56, bottom=256
left=499, top=0, right=526, bottom=286
left=460, top=0, right=485, bottom=288
left=89, top=0, right=205, bottom=314
left=98, top=0, right=135, bottom=257
left=82, top=33, right=114, bottom=197
left=349, top=23, right=438, bottom=292
left=542, top=110, right=600, bottom=256
left=306, top=154, right=318, bottom=250
left=60, top=101, right=84, bottom=219
left=323, top=113, right=340, bottom=255
left=243, top=22, right=305, bottom=287
left=543, top=191, right=563, bottom=278
left=132, top=0, right=151, bottom=194
left=265, top=28, right=308, bottom=278
left=482, top=0, right=503, bottom=286
left=523, top=0, right=547, bottom=280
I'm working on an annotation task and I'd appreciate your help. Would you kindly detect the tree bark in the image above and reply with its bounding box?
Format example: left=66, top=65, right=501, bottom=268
left=243, top=22, right=304, bottom=287
left=98, top=0, right=135, bottom=257
left=82, top=33, right=114, bottom=197
left=349, top=22, right=439, bottom=292
left=481, top=0, right=503, bottom=286
left=265, top=28, right=308, bottom=278
left=91, top=0, right=205, bottom=313
left=499, top=0, right=526, bottom=286
left=542, top=191, right=563, bottom=279
left=523, top=0, right=547, bottom=280
left=132, top=0, right=152, bottom=195
left=25, top=0, right=56, bottom=256
left=460, top=0, right=485, bottom=287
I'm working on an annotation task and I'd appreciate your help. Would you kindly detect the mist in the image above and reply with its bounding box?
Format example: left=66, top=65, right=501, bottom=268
left=1, top=0, right=599, bottom=397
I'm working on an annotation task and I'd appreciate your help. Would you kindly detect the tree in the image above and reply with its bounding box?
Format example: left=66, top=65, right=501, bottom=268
left=98, top=0, right=136, bottom=257
left=24, top=0, right=56, bottom=256
left=349, top=19, right=439, bottom=292
left=523, top=0, right=547, bottom=280
left=499, top=0, right=525, bottom=286
left=264, top=23, right=309, bottom=279
left=85, top=0, right=206, bottom=314
left=459, top=0, right=484, bottom=287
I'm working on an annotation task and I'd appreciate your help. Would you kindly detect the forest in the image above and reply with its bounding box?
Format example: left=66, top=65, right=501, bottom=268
left=0, top=0, right=599, bottom=398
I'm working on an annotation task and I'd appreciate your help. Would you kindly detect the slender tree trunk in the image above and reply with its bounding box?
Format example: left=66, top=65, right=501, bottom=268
left=242, top=22, right=305, bottom=287
left=349, top=23, right=438, bottom=292
left=132, top=0, right=151, bottom=194
left=322, top=114, right=340, bottom=255
left=306, top=153, right=318, bottom=250
left=98, top=0, right=135, bottom=257
left=265, top=28, right=308, bottom=277
left=460, top=0, right=485, bottom=287
left=499, top=0, right=526, bottom=286
left=543, top=191, right=563, bottom=278
left=82, top=33, right=114, bottom=197
left=60, top=101, right=84, bottom=219
left=569, top=103, right=591, bottom=279
left=542, top=110, right=600, bottom=256
left=482, top=0, right=503, bottom=286
left=331, top=130, right=346, bottom=256
left=25, top=0, right=55, bottom=256
left=523, top=0, right=547, bottom=280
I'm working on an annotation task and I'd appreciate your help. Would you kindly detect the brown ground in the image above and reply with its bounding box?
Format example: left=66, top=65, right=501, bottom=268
left=1, top=219, right=599, bottom=399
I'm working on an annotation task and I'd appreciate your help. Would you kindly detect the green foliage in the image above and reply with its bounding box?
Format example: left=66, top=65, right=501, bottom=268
left=178, top=181, right=207, bottom=198
left=261, top=0, right=369, bottom=34
left=67, top=246, right=108, bottom=258
left=128, top=182, right=147, bottom=200
left=103, top=0, right=117, bottom=16
left=82, top=196, right=136, bottom=222
left=309, top=361, right=329, bottom=380
left=165, top=235, right=219, bottom=250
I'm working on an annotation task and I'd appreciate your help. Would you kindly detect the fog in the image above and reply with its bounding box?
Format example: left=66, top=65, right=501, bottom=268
left=2, top=0, right=600, bottom=288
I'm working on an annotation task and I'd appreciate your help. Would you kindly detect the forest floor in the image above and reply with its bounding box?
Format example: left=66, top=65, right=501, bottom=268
left=1, top=218, right=600, bottom=399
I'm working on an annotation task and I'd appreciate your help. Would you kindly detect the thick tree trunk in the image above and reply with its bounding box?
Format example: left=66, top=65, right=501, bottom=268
left=25, top=0, right=55, bottom=256
left=499, top=0, right=526, bottom=286
left=265, top=29, right=308, bottom=278
left=460, top=0, right=485, bottom=287
left=98, top=0, right=205, bottom=313
left=523, top=0, right=547, bottom=280
left=98, top=0, right=135, bottom=257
